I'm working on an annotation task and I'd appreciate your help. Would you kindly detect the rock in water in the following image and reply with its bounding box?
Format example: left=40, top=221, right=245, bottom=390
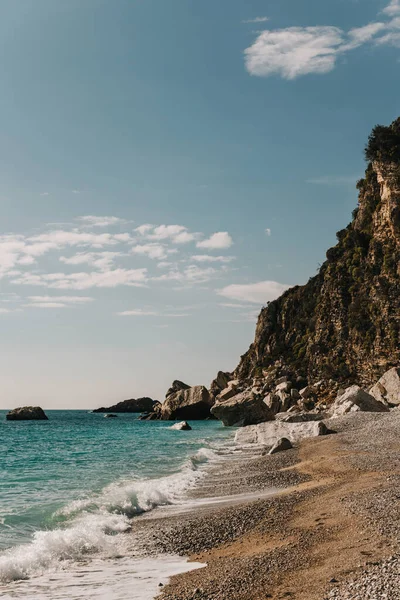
left=170, top=421, right=192, bottom=430
left=211, top=391, right=274, bottom=427
left=104, top=414, right=118, bottom=418
left=161, top=386, right=213, bottom=420
left=370, top=367, right=400, bottom=406
left=330, top=385, right=390, bottom=417
left=93, top=397, right=157, bottom=413
left=269, top=437, right=293, bottom=454
left=6, top=406, right=48, bottom=421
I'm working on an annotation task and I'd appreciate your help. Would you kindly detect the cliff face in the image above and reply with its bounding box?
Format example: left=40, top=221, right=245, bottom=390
left=237, top=119, right=400, bottom=387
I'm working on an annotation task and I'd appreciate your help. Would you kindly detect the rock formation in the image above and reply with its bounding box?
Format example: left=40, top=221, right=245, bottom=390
left=6, top=406, right=48, bottom=421
left=161, top=385, right=213, bottom=420
left=236, top=117, right=400, bottom=388
left=94, top=397, right=158, bottom=413
left=170, top=421, right=192, bottom=431
left=211, top=391, right=274, bottom=427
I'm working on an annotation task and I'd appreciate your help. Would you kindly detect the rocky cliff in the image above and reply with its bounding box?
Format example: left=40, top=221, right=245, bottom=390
left=236, top=118, right=400, bottom=387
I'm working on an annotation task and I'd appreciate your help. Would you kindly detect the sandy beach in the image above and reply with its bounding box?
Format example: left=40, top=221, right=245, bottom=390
left=133, top=410, right=400, bottom=600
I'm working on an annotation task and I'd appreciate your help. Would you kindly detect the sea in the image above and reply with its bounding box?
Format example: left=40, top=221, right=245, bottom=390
left=0, top=410, right=236, bottom=599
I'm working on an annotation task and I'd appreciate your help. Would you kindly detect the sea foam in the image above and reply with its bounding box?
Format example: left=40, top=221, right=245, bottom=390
left=0, top=447, right=217, bottom=584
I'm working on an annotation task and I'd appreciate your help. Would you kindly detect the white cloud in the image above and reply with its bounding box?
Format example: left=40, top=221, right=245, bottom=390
left=0, top=307, right=11, bottom=314
left=197, top=232, right=233, bottom=250
left=154, top=265, right=218, bottom=285
left=131, top=244, right=169, bottom=260
left=243, top=16, right=269, bottom=24
left=117, top=309, right=158, bottom=316
left=78, top=216, right=127, bottom=228
left=11, top=268, right=148, bottom=290
left=265, top=228, right=271, bottom=236
left=135, top=224, right=154, bottom=236
left=28, top=296, right=94, bottom=304
left=135, top=224, right=197, bottom=244
left=60, top=252, right=123, bottom=270
left=117, top=308, right=190, bottom=317
left=25, top=302, right=69, bottom=308
left=218, top=280, right=291, bottom=304
left=244, top=6, right=400, bottom=79
left=30, top=230, right=120, bottom=249
left=383, top=0, right=400, bottom=16
left=191, top=255, right=235, bottom=263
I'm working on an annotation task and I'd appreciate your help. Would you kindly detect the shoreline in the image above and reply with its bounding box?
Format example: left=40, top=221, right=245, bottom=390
left=136, top=410, right=400, bottom=600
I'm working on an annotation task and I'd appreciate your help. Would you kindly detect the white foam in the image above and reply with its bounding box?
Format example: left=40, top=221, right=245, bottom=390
left=0, top=555, right=205, bottom=600
left=0, top=446, right=220, bottom=585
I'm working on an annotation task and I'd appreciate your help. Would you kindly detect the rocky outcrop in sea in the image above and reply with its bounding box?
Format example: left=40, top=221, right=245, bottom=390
left=6, top=406, right=48, bottom=421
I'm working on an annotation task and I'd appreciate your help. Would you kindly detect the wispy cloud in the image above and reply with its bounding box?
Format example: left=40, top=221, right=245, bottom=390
left=197, top=232, right=233, bottom=250
left=243, top=16, right=269, bottom=24
left=383, top=0, right=400, bottom=16
left=218, top=280, right=291, bottom=304
left=12, top=268, right=148, bottom=290
left=191, top=254, right=235, bottom=263
left=244, top=2, right=400, bottom=79
left=265, top=228, right=271, bottom=236
left=117, top=308, right=190, bottom=317
left=77, top=216, right=127, bottom=228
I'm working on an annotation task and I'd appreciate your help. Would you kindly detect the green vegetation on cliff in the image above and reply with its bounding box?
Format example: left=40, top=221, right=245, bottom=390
left=236, top=118, right=400, bottom=386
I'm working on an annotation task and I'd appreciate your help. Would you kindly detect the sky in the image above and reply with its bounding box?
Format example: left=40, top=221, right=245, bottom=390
left=1, top=0, right=400, bottom=409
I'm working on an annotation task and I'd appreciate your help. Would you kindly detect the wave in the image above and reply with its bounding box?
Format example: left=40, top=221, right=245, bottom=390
left=0, top=447, right=218, bottom=584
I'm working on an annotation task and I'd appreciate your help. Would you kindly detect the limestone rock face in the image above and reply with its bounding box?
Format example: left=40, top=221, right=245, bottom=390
left=370, top=367, right=400, bottom=406
left=6, top=406, right=48, bottom=421
left=235, top=420, right=332, bottom=446
left=235, top=118, right=400, bottom=388
left=161, top=386, right=213, bottom=420
left=209, top=371, right=232, bottom=398
left=211, top=391, right=274, bottom=427
left=170, top=421, right=192, bottom=431
left=330, top=385, right=390, bottom=417
left=165, top=380, right=191, bottom=398
left=94, top=397, right=157, bottom=413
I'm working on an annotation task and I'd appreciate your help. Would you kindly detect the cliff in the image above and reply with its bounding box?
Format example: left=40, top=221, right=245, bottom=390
left=236, top=118, right=400, bottom=387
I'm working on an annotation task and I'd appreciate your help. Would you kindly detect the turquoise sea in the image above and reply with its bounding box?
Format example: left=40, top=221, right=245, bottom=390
left=0, top=410, right=235, bottom=597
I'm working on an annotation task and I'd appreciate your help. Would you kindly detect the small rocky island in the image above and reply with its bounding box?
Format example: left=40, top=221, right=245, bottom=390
left=93, top=397, right=158, bottom=413
left=6, top=406, right=49, bottom=421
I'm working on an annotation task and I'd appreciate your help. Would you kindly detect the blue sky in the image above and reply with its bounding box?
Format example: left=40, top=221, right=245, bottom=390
left=1, top=0, right=400, bottom=409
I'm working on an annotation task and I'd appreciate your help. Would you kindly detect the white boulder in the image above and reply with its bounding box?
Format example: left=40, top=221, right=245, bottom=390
left=235, top=420, right=331, bottom=446
left=330, top=385, right=390, bottom=418
left=370, top=367, right=400, bottom=407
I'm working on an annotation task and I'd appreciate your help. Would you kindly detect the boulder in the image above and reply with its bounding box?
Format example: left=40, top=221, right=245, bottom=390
left=269, top=437, right=293, bottom=455
left=276, top=381, right=292, bottom=393
left=6, top=406, right=48, bottom=421
left=370, top=367, right=400, bottom=406
left=217, top=381, right=240, bottom=402
left=104, top=414, right=118, bottom=418
left=291, top=388, right=301, bottom=400
left=210, top=371, right=232, bottom=397
left=165, top=380, right=191, bottom=398
left=211, top=391, right=274, bottom=427
left=161, top=386, right=213, bottom=420
left=300, top=386, right=317, bottom=399
left=235, top=420, right=332, bottom=446
left=330, top=385, right=390, bottom=417
left=170, top=421, right=192, bottom=431
left=275, top=411, right=327, bottom=423
left=264, top=393, right=281, bottom=414
left=94, top=397, right=158, bottom=413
